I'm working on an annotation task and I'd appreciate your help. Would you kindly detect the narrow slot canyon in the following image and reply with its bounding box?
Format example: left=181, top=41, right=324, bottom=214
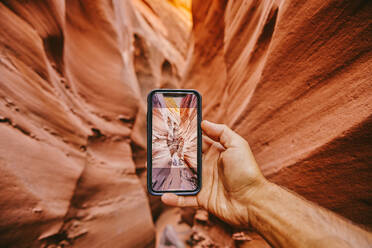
left=0, top=0, right=371, bottom=247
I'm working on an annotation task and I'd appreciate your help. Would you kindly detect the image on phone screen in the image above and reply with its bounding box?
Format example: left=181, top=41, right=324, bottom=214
left=147, top=90, right=201, bottom=195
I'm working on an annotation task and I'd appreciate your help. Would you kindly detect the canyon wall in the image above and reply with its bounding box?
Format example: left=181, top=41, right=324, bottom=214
left=0, top=0, right=190, bottom=247
left=184, top=0, right=372, bottom=228
left=0, top=0, right=371, bottom=247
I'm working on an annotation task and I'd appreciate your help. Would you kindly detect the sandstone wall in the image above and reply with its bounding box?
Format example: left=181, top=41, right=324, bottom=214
left=0, top=0, right=190, bottom=247
left=0, top=0, right=371, bottom=247
left=184, top=0, right=372, bottom=228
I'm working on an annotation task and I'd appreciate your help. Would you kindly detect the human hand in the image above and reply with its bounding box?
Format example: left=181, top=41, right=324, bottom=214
left=161, top=120, right=267, bottom=226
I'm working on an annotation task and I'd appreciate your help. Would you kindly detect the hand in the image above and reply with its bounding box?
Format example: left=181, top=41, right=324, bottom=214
left=161, top=120, right=267, bottom=226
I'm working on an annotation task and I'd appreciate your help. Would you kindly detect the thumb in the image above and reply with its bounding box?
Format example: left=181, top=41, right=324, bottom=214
left=201, top=120, right=246, bottom=149
left=161, top=193, right=198, bottom=207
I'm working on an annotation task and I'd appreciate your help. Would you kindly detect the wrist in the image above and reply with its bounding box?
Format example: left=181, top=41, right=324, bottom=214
left=242, top=177, right=271, bottom=204
left=242, top=178, right=274, bottom=226
left=225, top=177, right=271, bottom=227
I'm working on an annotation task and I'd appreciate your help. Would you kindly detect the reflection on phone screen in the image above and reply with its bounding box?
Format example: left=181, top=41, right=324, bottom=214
left=152, top=93, right=198, bottom=191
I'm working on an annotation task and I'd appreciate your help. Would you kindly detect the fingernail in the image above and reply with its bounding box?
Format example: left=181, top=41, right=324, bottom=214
left=162, top=193, right=174, bottom=201
left=162, top=193, right=170, bottom=200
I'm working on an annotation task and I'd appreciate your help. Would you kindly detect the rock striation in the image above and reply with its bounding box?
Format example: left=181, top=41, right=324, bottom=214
left=0, top=0, right=190, bottom=247
left=184, top=0, right=372, bottom=228
left=0, top=0, right=371, bottom=247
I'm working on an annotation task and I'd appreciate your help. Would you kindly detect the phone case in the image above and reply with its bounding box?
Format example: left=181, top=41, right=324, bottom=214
left=147, top=89, right=202, bottom=195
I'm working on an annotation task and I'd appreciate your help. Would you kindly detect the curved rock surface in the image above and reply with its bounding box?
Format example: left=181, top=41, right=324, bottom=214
left=0, top=0, right=371, bottom=247
left=0, top=0, right=190, bottom=247
left=184, top=0, right=372, bottom=228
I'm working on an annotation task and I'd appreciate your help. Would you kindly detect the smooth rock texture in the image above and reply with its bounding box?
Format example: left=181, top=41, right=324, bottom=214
left=0, top=0, right=190, bottom=247
left=0, top=0, right=371, bottom=247
left=184, top=0, right=372, bottom=229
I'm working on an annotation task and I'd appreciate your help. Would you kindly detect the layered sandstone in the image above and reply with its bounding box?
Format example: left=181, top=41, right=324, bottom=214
left=0, top=0, right=190, bottom=247
left=0, top=0, right=371, bottom=247
left=184, top=0, right=372, bottom=228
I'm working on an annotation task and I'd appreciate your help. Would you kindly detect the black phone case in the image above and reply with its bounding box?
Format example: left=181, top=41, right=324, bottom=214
left=147, top=89, right=202, bottom=196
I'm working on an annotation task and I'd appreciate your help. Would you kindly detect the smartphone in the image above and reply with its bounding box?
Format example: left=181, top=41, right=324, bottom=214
left=147, top=89, right=202, bottom=195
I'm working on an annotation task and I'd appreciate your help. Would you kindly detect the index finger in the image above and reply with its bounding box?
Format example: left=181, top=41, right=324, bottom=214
left=203, top=135, right=225, bottom=153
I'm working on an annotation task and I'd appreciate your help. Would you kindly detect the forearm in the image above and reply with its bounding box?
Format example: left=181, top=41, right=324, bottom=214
left=245, top=181, right=372, bottom=248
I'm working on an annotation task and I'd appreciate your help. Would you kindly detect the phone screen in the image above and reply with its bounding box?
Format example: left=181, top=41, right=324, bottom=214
left=149, top=91, right=201, bottom=194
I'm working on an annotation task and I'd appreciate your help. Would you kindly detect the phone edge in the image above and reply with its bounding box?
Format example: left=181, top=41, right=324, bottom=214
left=147, top=89, right=202, bottom=196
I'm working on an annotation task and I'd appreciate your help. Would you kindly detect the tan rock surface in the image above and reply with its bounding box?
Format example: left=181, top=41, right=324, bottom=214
left=0, top=0, right=371, bottom=247
left=184, top=0, right=372, bottom=229
left=0, top=0, right=190, bottom=247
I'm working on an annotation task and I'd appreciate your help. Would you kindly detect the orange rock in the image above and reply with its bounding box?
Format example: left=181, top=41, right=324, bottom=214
left=0, top=0, right=190, bottom=246
left=0, top=0, right=370, bottom=247
left=184, top=0, right=372, bottom=228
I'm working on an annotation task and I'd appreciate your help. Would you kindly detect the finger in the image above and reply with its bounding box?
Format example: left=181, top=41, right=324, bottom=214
left=199, top=142, right=220, bottom=204
left=202, top=135, right=213, bottom=152
left=202, top=141, right=223, bottom=189
left=201, top=120, right=245, bottom=148
left=203, top=135, right=225, bottom=153
left=161, top=193, right=198, bottom=207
